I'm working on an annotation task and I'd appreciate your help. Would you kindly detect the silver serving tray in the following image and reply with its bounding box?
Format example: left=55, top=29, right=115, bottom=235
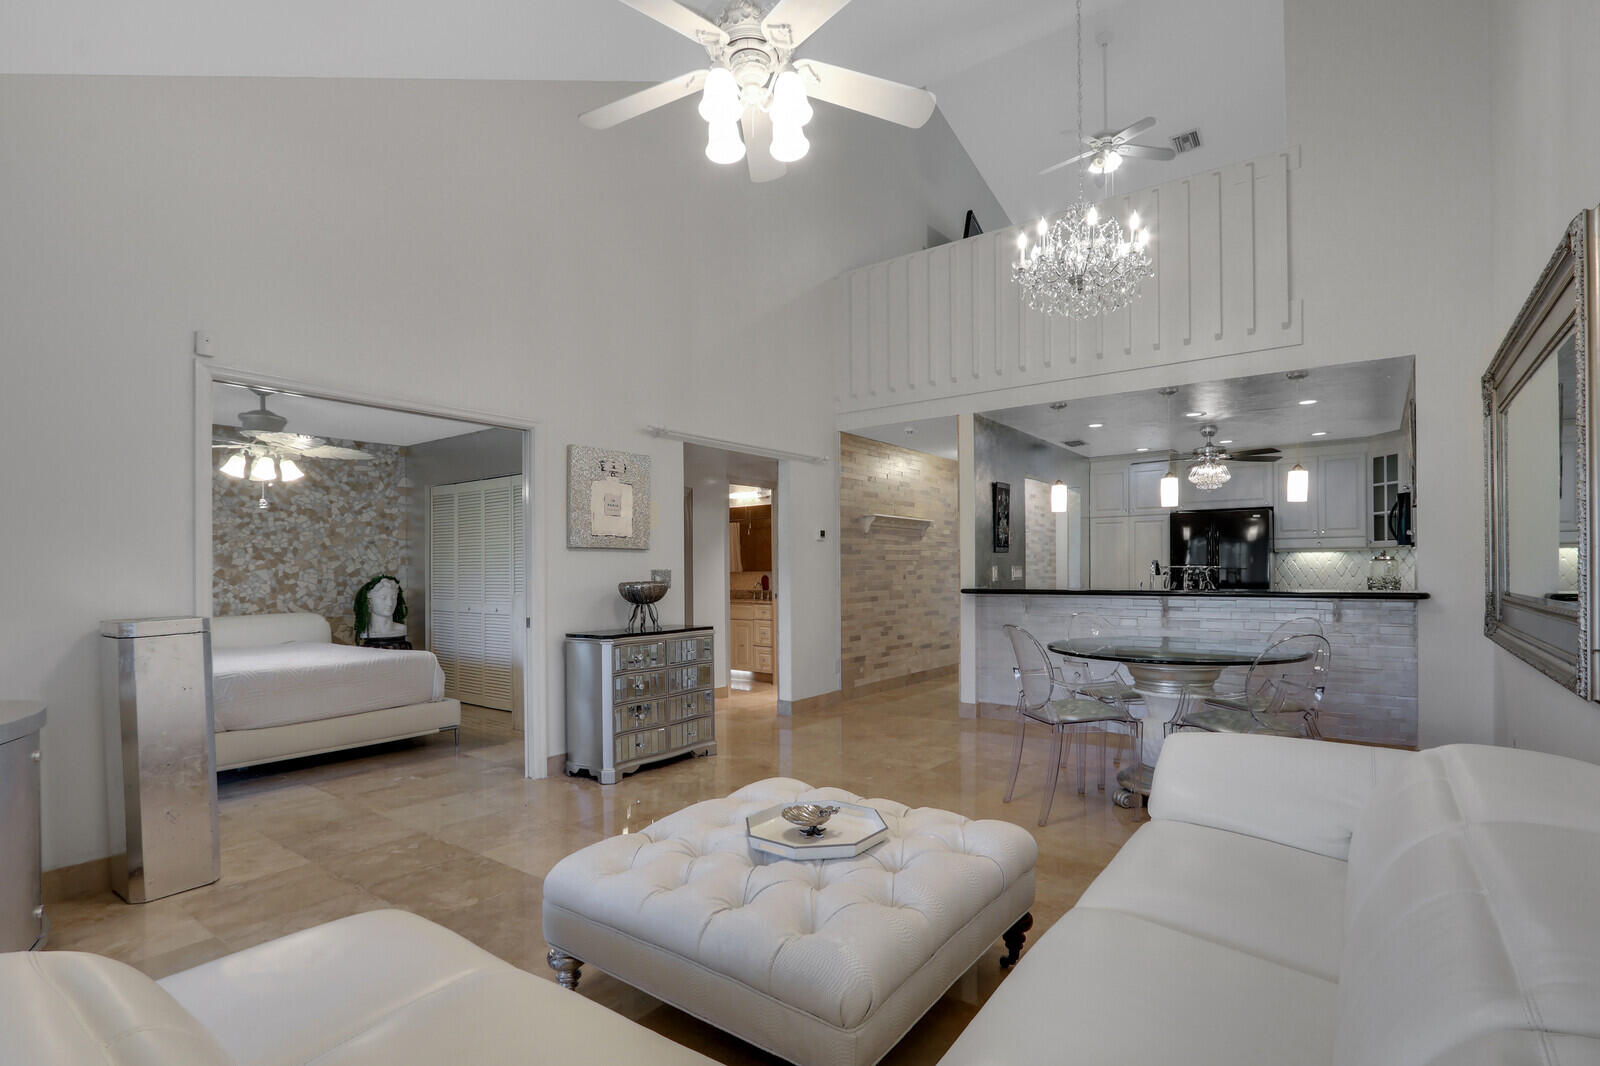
left=745, top=801, right=889, bottom=861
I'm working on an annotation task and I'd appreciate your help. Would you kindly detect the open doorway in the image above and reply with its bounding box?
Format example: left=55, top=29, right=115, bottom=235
left=683, top=444, right=779, bottom=714
left=199, top=374, right=537, bottom=776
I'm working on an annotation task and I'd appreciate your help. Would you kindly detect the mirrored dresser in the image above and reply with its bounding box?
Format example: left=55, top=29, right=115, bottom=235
left=564, top=626, right=715, bottom=783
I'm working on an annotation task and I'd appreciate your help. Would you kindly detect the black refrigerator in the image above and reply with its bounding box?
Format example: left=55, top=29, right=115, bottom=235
left=1168, top=507, right=1274, bottom=590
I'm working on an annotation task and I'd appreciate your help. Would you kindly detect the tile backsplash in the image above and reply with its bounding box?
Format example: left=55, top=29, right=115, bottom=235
left=1272, top=547, right=1416, bottom=591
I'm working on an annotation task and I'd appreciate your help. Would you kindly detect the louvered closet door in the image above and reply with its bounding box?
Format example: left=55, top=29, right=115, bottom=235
left=428, top=475, right=523, bottom=712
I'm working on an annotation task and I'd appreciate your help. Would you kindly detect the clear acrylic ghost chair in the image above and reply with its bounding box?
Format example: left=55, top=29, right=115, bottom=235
left=1056, top=612, right=1144, bottom=707
left=1176, top=632, right=1331, bottom=739
left=1170, top=616, right=1326, bottom=735
left=1002, top=624, right=1142, bottom=826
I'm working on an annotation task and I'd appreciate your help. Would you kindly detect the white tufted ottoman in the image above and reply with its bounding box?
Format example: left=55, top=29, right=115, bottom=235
left=541, top=779, right=1037, bottom=1066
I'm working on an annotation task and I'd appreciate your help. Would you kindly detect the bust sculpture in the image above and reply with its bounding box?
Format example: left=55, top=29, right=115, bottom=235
left=355, top=574, right=408, bottom=641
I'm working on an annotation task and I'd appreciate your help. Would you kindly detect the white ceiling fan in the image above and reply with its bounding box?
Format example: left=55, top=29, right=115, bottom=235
left=580, top=0, right=938, bottom=183
left=1039, top=34, right=1175, bottom=182
left=212, top=389, right=374, bottom=506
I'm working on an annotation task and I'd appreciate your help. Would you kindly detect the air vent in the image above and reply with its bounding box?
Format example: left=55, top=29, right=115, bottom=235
left=1170, top=129, right=1202, bottom=154
left=1062, top=439, right=1088, bottom=448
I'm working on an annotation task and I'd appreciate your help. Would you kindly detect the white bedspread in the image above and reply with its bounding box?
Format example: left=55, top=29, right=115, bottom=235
left=211, top=642, right=446, bottom=732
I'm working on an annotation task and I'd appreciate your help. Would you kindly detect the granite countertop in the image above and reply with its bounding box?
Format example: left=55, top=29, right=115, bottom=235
left=959, top=587, right=1430, bottom=600
left=566, top=624, right=714, bottom=640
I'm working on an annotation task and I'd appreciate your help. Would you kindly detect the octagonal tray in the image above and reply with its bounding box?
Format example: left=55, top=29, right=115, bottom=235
left=745, top=801, right=890, bottom=861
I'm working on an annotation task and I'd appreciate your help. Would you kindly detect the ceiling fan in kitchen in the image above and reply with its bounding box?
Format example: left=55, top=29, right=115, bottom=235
left=212, top=389, right=373, bottom=508
left=1174, top=424, right=1281, bottom=492
left=579, top=0, right=937, bottom=183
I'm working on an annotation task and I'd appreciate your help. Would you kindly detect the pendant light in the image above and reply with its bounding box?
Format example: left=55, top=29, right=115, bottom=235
left=1286, top=371, right=1310, bottom=503
left=1158, top=387, right=1180, bottom=507
left=1050, top=480, right=1068, bottom=513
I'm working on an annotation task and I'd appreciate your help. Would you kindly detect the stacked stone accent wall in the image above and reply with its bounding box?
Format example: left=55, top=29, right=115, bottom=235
left=212, top=428, right=412, bottom=644
left=840, top=434, right=960, bottom=693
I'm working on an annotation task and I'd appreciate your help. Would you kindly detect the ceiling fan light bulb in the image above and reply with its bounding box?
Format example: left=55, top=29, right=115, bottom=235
left=769, top=121, right=809, bottom=163
left=1084, top=205, right=1098, bottom=225
left=278, top=459, right=304, bottom=483
left=705, top=119, right=745, bottom=165
left=698, top=67, right=742, bottom=125
left=249, top=455, right=277, bottom=482
left=770, top=70, right=813, bottom=127
left=219, top=452, right=247, bottom=479
left=1135, top=227, right=1150, bottom=249
left=1127, top=210, right=1141, bottom=230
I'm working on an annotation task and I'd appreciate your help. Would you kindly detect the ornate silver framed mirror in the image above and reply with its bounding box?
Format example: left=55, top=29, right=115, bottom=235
left=1484, top=209, right=1597, bottom=696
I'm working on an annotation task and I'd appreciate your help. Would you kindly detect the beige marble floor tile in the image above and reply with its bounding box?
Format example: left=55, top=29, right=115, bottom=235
left=364, top=855, right=537, bottom=922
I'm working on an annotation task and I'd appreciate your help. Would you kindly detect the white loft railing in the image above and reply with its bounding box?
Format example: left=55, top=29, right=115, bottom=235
left=835, top=147, right=1303, bottom=415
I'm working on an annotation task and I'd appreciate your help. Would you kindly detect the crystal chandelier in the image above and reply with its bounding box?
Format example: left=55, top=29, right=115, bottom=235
left=1013, top=0, right=1153, bottom=319
left=1187, top=457, right=1232, bottom=491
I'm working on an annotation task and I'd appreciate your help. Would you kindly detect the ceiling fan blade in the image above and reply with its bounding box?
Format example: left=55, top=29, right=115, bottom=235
left=580, top=70, right=708, bottom=130
left=614, top=0, right=728, bottom=45
left=1039, top=149, right=1095, bottom=176
left=296, top=445, right=374, bottom=460
left=792, top=59, right=936, bottom=128
left=1110, top=116, right=1156, bottom=142
left=1223, top=454, right=1281, bottom=463
left=1118, top=142, right=1177, bottom=161
left=762, top=0, right=852, bottom=49
left=741, top=110, right=787, bottom=183
left=1228, top=447, right=1282, bottom=458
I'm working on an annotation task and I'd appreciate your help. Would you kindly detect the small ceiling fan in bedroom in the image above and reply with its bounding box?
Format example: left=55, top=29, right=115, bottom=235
left=213, top=389, right=373, bottom=509
left=580, top=0, right=937, bottom=182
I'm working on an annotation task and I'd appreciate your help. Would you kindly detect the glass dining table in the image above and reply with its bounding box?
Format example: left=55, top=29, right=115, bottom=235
left=1046, top=636, right=1311, bottom=806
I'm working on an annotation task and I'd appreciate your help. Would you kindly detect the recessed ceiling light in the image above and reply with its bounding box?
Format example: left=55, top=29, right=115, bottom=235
left=1311, top=431, right=1327, bottom=437
left=1219, top=440, right=1233, bottom=445
left=1135, top=447, right=1149, bottom=452
left=1185, top=411, right=1205, bottom=418
left=1048, top=400, right=1070, bottom=410
left=1088, top=423, right=1104, bottom=429
left=1298, top=399, right=1318, bottom=406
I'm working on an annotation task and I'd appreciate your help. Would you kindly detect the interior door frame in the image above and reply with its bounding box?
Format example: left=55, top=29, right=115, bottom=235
left=192, top=360, right=548, bottom=778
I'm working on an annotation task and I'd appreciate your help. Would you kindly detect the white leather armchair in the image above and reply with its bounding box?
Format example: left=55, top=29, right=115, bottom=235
left=1, top=909, right=719, bottom=1066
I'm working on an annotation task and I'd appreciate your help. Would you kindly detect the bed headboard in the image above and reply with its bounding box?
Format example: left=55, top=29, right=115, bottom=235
left=210, top=612, right=332, bottom=649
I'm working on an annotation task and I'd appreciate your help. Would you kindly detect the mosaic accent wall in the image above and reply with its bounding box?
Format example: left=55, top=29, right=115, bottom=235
left=1271, top=547, right=1417, bottom=591
left=212, top=428, right=413, bottom=644
left=840, top=434, right=960, bottom=693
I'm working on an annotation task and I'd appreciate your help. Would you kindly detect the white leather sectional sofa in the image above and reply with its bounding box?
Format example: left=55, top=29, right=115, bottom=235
left=938, top=733, right=1600, bottom=1066
left=0, top=909, right=719, bottom=1066
left=4, top=735, right=1596, bottom=1066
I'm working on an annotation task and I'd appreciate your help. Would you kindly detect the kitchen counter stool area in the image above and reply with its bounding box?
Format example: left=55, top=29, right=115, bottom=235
left=962, top=591, right=1419, bottom=747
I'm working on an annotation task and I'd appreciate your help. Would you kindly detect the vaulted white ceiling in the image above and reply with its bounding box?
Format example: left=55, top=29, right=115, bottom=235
left=2, top=0, right=1287, bottom=226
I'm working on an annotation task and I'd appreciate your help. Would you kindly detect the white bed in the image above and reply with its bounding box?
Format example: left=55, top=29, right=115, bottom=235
left=209, top=612, right=460, bottom=771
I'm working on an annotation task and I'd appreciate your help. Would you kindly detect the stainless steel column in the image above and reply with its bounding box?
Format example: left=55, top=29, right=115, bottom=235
left=0, top=701, right=46, bottom=951
left=99, top=617, right=220, bottom=903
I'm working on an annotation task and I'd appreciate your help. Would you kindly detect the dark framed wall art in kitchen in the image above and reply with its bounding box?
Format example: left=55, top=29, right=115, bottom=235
left=992, top=482, right=1011, bottom=552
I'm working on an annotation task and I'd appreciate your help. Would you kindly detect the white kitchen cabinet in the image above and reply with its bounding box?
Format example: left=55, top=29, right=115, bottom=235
left=1130, top=515, right=1168, bottom=587
left=1274, top=450, right=1368, bottom=548
left=1090, top=468, right=1128, bottom=515
left=1128, top=464, right=1169, bottom=512
left=1090, top=516, right=1130, bottom=588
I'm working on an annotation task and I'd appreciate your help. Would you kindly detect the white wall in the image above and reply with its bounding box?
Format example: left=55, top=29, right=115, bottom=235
left=683, top=446, right=731, bottom=691
left=1487, top=0, right=1600, bottom=760
left=0, top=74, right=1002, bottom=869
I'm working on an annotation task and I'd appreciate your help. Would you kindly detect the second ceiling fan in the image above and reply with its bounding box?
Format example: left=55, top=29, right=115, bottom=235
left=581, top=0, right=937, bottom=182
left=1040, top=34, right=1176, bottom=183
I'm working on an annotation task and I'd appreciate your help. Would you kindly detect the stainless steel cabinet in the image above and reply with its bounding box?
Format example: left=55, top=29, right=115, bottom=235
left=565, top=628, right=715, bottom=784
left=0, top=702, right=45, bottom=951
